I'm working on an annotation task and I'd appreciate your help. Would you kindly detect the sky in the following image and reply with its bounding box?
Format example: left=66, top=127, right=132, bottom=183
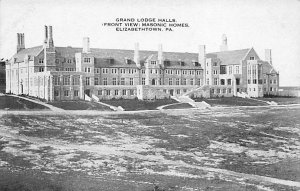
left=0, top=0, right=299, bottom=86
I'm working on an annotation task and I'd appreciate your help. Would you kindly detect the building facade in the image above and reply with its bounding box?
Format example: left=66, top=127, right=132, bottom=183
left=5, top=26, right=279, bottom=101
left=0, top=60, right=6, bottom=93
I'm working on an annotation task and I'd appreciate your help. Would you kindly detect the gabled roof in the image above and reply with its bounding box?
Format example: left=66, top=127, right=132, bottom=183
left=11, top=46, right=43, bottom=62
left=261, top=61, right=278, bottom=74
left=206, top=48, right=250, bottom=65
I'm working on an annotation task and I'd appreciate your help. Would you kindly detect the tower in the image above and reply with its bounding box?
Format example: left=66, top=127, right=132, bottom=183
left=220, top=34, right=228, bottom=52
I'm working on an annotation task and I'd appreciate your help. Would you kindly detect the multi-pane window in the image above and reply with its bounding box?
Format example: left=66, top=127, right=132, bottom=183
left=84, top=58, right=91, bottom=63
left=176, top=89, right=180, bottom=94
left=112, top=78, right=117, bottom=85
left=72, top=77, right=80, bottom=85
left=197, top=79, right=201, bottom=86
left=142, top=78, right=145, bottom=85
left=39, top=58, right=44, bottom=63
left=63, top=76, right=70, bottom=85
left=103, top=78, right=107, bottom=85
left=67, top=59, right=72, bottom=63
left=111, top=68, right=117, bottom=73
left=227, top=79, right=232, bottom=85
left=273, top=79, right=276, bottom=84
left=86, top=77, right=90, bottom=85
left=220, top=79, right=225, bottom=85
left=130, top=90, right=134, bottom=95
left=94, top=77, right=99, bottom=85
left=120, top=69, right=125, bottom=74
left=214, top=78, right=218, bottom=85
left=102, top=68, right=108, bottom=74
left=182, top=78, right=186, bottom=85
left=249, top=56, right=255, bottom=60
left=122, top=89, right=126, bottom=95
left=196, top=70, right=201, bottom=75
left=229, top=66, right=232, bottom=74
left=74, top=90, right=79, bottom=97
left=176, top=78, right=180, bottom=85
left=220, top=65, right=226, bottom=74
left=151, top=61, right=156, bottom=65
left=98, top=90, right=102, bottom=95
left=54, top=76, right=60, bottom=85
left=168, top=78, right=173, bottom=85
left=64, top=90, right=69, bottom=97
left=106, top=90, right=110, bottom=95
left=223, top=88, right=226, bottom=93
left=217, top=88, right=220, bottom=93
left=115, top=90, right=118, bottom=95
left=95, top=68, right=100, bottom=74
left=120, top=78, right=125, bottom=85
left=235, top=66, right=240, bottom=74
left=130, top=78, right=133, bottom=85
left=228, top=88, right=231, bottom=93
left=190, top=79, right=194, bottom=85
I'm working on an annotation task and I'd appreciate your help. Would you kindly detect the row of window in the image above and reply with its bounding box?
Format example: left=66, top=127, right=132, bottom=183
left=95, top=68, right=202, bottom=75
left=211, top=88, right=232, bottom=94
left=97, top=89, right=135, bottom=96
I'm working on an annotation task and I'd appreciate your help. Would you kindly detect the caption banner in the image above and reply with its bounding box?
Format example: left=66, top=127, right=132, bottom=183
left=102, top=18, right=189, bottom=32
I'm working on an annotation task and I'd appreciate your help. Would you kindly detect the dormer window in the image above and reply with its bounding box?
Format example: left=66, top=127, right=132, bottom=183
left=178, top=61, right=184, bottom=66
left=150, top=61, right=156, bottom=65
left=39, top=58, right=44, bottom=63
left=164, top=60, right=170, bottom=66
left=125, top=58, right=131, bottom=64
left=250, top=57, right=255, bottom=60
left=192, top=61, right=199, bottom=66
left=67, top=59, right=72, bottom=63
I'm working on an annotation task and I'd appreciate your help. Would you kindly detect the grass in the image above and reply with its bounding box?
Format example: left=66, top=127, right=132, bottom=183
left=101, top=98, right=178, bottom=111
left=193, top=97, right=268, bottom=106
left=257, top=97, right=300, bottom=105
left=163, top=103, right=194, bottom=110
left=1, top=107, right=300, bottom=190
left=0, top=95, right=49, bottom=110
left=48, top=100, right=113, bottom=110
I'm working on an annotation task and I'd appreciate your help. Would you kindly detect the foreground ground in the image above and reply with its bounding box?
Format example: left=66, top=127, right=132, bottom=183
left=0, top=105, right=300, bottom=190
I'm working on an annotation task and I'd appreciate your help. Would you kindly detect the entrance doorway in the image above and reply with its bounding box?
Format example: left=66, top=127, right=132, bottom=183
left=152, top=79, right=155, bottom=85
left=169, top=89, right=174, bottom=96
left=84, top=89, right=90, bottom=97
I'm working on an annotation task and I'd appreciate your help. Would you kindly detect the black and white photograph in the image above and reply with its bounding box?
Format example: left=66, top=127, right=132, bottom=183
left=0, top=0, right=300, bottom=190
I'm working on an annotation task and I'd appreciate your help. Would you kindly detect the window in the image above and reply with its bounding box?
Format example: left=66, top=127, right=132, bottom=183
left=235, top=66, right=240, bottom=74
left=141, top=69, right=145, bottom=74
left=130, top=90, right=134, bottom=95
left=176, top=89, right=180, bottom=94
left=249, top=56, right=255, bottom=60
left=223, top=88, right=226, bottom=93
left=112, top=78, right=117, bottom=85
left=106, top=90, right=110, bottom=95
left=67, top=59, right=72, bottom=63
left=120, top=78, right=125, bottom=85
left=253, top=79, right=257, bottom=84
left=84, top=58, right=91, bottom=63
left=196, top=70, right=201, bottom=75
left=115, top=90, right=118, bottom=95
left=197, top=79, right=201, bottom=86
left=220, top=65, right=226, bottom=74
left=214, top=78, right=218, bottom=85
left=55, top=59, right=59, bottom=64
left=273, top=79, right=276, bottom=84
left=190, top=79, right=194, bottom=85
left=122, top=89, right=126, bottom=95
left=130, top=78, right=133, bottom=85
left=176, top=78, right=180, bottom=85
left=142, top=78, right=145, bottom=85
left=169, top=78, right=173, bottom=85
left=64, top=90, right=69, bottom=97
left=63, top=76, right=70, bottom=85
left=248, top=79, right=251, bottom=84
left=213, top=62, right=218, bottom=66
left=228, top=88, right=231, bottom=93
left=54, top=76, right=60, bottom=85
left=236, top=78, right=240, bottom=85
left=39, top=67, right=44, bottom=72
left=86, top=77, right=90, bottom=85
left=39, top=58, right=44, bottom=63
left=220, top=79, right=225, bottom=85
left=264, top=79, right=266, bottom=84
left=54, top=90, right=59, bottom=97
left=94, top=78, right=99, bottom=85
left=103, top=78, right=107, bottom=85
left=151, top=61, right=156, bottom=65
left=227, top=79, right=232, bottom=85
left=182, top=78, right=186, bottom=85
left=111, top=68, right=117, bottom=74
left=206, top=78, right=209, bottom=85
left=72, top=77, right=80, bottom=85
left=74, top=90, right=79, bottom=97
left=98, top=90, right=102, bottom=95
left=270, top=80, right=272, bottom=84
left=217, top=88, right=220, bottom=93
left=229, top=66, right=232, bottom=74
left=102, top=68, right=108, bottom=74
left=120, top=69, right=125, bottom=74
left=211, top=89, right=215, bottom=94
left=84, top=67, right=91, bottom=73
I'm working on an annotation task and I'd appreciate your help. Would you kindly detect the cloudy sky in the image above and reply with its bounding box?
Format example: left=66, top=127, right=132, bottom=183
left=0, top=0, right=299, bottom=86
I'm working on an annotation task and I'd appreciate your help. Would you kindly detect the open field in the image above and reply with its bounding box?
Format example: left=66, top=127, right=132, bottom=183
left=0, top=95, right=49, bottom=110
left=0, top=106, right=300, bottom=190
left=257, top=97, right=300, bottom=105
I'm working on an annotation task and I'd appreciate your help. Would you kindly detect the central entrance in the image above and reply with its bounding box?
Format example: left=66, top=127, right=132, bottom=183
left=84, top=89, right=90, bottom=97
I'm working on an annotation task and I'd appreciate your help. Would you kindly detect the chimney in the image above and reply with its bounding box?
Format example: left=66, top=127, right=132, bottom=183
left=220, top=34, right=228, bottom=51
left=44, top=25, right=48, bottom=44
left=265, top=49, right=272, bottom=65
left=17, top=33, right=25, bottom=53
left=199, top=45, right=206, bottom=84
left=158, top=44, right=164, bottom=68
left=47, top=25, right=54, bottom=48
left=134, top=42, right=140, bottom=68
left=82, top=37, right=90, bottom=53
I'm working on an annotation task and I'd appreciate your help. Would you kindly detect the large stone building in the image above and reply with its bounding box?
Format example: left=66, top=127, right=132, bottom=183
left=5, top=26, right=279, bottom=101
